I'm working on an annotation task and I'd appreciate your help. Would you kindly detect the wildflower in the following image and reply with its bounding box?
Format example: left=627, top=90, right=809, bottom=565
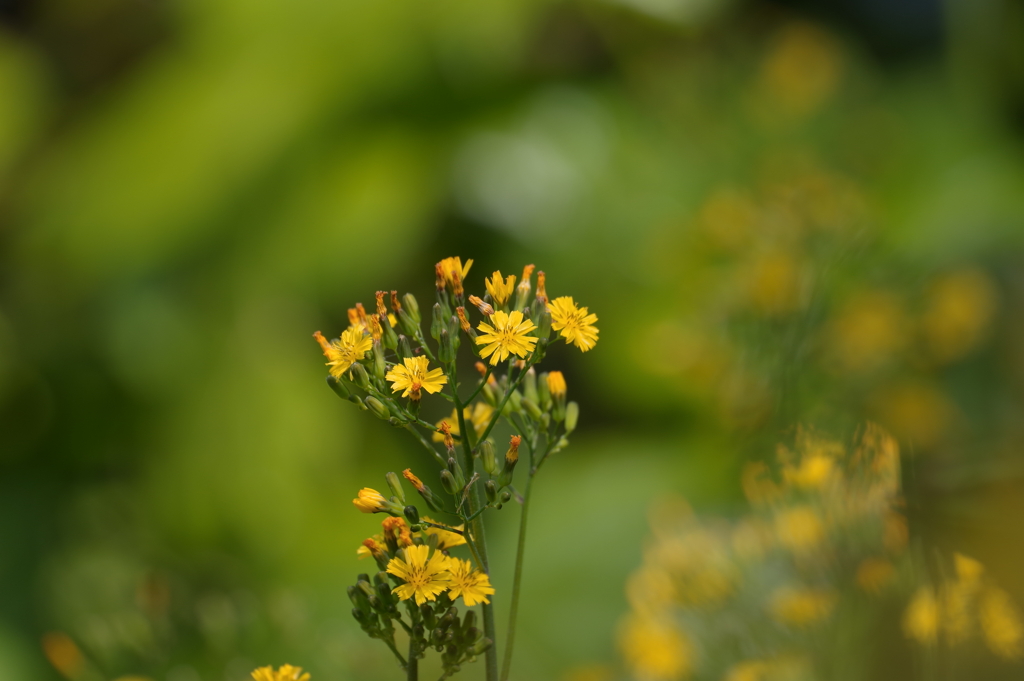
left=353, top=488, right=387, bottom=513
left=774, top=506, right=824, bottom=552
left=468, top=295, right=495, bottom=317
left=769, top=587, right=836, bottom=626
left=446, top=557, right=495, bottom=606
left=485, top=271, right=517, bottom=308
left=390, top=290, right=402, bottom=313
left=979, top=587, right=1024, bottom=659
left=619, top=614, right=692, bottom=680
left=313, top=329, right=372, bottom=378
left=547, top=371, right=567, bottom=398
left=783, top=454, right=833, bottom=489
left=375, top=291, right=388, bottom=317
left=403, top=468, right=425, bottom=491
left=506, top=435, right=521, bottom=464
left=437, top=420, right=455, bottom=450
left=357, top=537, right=386, bottom=560
left=476, top=310, right=539, bottom=365
left=422, top=516, right=467, bottom=549
left=386, top=544, right=452, bottom=605
left=438, top=257, right=473, bottom=290
left=456, top=307, right=472, bottom=333
left=383, top=517, right=414, bottom=548
left=903, top=586, right=939, bottom=645
left=432, top=404, right=494, bottom=442
left=516, top=264, right=535, bottom=301
left=386, top=356, right=447, bottom=399
left=549, top=296, right=599, bottom=352
left=536, top=271, right=548, bottom=307
left=251, top=665, right=310, bottom=681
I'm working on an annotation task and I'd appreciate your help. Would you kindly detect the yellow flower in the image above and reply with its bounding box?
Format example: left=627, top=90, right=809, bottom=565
left=446, top=557, right=495, bottom=606
left=903, top=586, right=939, bottom=645
left=386, top=545, right=452, bottom=605
left=485, top=271, right=517, bottom=307
left=546, top=371, right=567, bottom=398
left=356, top=536, right=385, bottom=560
left=421, top=516, right=467, bottom=549
left=432, top=403, right=495, bottom=442
left=773, top=506, right=824, bottom=552
left=979, top=586, right=1024, bottom=659
left=549, top=296, right=599, bottom=352
left=386, top=357, right=447, bottom=398
left=353, top=488, right=387, bottom=513
left=769, top=587, right=836, bottom=626
left=251, top=665, right=310, bottom=681
left=619, top=614, right=692, bottom=680
left=313, top=329, right=372, bottom=378
left=438, top=257, right=473, bottom=288
left=475, top=310, right=539, bottom=365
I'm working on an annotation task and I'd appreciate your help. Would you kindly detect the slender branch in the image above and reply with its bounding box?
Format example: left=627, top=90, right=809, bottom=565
left=500, top=472, right=534, bottom=681
left=407, top=632, right=418, bottom=681
left=403, top=424, right=447, bottom=467
left=383, top=638, right=408, bottom=667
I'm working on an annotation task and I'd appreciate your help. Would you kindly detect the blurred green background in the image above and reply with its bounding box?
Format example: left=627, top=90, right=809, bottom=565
left=2, top=0, right=1024, bottom=678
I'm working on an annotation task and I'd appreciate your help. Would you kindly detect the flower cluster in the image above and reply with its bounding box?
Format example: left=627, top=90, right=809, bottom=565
left=303, top=258, right=596, bottom=681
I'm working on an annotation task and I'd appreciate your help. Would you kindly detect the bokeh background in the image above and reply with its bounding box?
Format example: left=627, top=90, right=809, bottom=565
left=2, top=0, right=1024, bottom=678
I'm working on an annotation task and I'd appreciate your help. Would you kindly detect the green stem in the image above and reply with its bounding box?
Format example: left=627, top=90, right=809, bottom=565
left=474, top=354, right=539, bottom=448
left=383, top=638, right=408, bottom=667
left=500, top=472, right=534, bottom=681
left=403, top=424, right=447, bottom=467
left=463, top=365, right=494, bottom=404
left=407, top=633, right=418, bottom=681
left=448, top=361, right=499, bottom=681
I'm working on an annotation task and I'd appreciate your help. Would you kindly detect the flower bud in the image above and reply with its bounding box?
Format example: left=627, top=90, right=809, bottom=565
left=500, top=491, right=512, bottom=503
left=397, top=309, right=420, bottom=337
left=472, top=638, right=494, bottom=655
left=439, top=469, right=459, bottom=495
left=403, top=293, right=421, bottom=323
left=447, top=457, right=466, bottom=489
left=403, top=505, right=420, bottom=525
left=431, top=303, right=445, bottom=340
left=537, top=372, right=551, bottom=409
left=485, top=480, right=498, bottom=504
left=535, top=307, right=552, bottom=340
left=468, top=295, right=494, bottom=317
left=522, top=397, right=543, bottom=421
left=365, top=396, right=390, bottom=420
left=385, top=472, right=406, bottom=504
left=565, top=401, right=579, bottom=433
left=514, top=264, right=534, bottom=311
left=439, top=328, right=455, bottom=363
left=403, top=468, right=443, bottom=512
left=350, top=363, right=371, bottom=390
left=504, top=389, right=523, bottom=415
left=397, top=334, right=413, bottom=361
left=523, top=367, right=538, bottom=404
left=327, top=374, right=350, bottom=399
left=373, top=343, right=386, bottom=381
left=381, top=315, right=399, bottom=350
left=448, top=316, right=462, bottom=351
left=480, top=440, right=498, bottom=475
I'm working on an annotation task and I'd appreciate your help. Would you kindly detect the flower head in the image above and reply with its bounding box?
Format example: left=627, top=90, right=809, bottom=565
left=446, top=557, right=495, bottom=606
left=422, top=516, right=467, bottom=550
left=357, top=537, right=386, bottom=560
left=432, top=403, right=495, bottom=443
left=438, top=257, right=473, bottom=291
left=549, top=296, right=599, bottom=352
left=547, top=371, right=567, bottom=398
left=353, top=488, right=387, bottom=513
left=313, top=329, right=373, bottom=378
left=386, top=357, right=447, bottom=399
left=251, top=665, right=310, bottom=681
left=475, top=310, right=539, bottom=365
left=386, top=544, right=452, bottom=605
left=485, top=271, right=517, bottom=308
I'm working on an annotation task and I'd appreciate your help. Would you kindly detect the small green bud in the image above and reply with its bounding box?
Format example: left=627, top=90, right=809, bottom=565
left=506, top=390, right=523, bottom=414
left=373, top=343, right=386, bottom=381
left=462, top=610, right=477, bottom=635
left=535, top=308, right=552, bottom=340
left=501, top=491, right=512, bottom=503
left=523, top=367, right=538, bottom=404
left=350, top=363, right=371, bottom=390
left=439, top=470, right=458, bottom=495
left=565, top=401, right=579, bottom=433
left=397, top=309, right=419, bottom=337
left=352, top=607, right=367, bottom=622
left=397, top=335, right=413, bottom=361
left=403, top=505, right=420, bottom=525
left=447, top=457, right=466, bottom=489
left=480, top=440, right=498, bottom=475
left=439, top=328, right=455, bottom=363
left=472, top=638, right=494, bottom=655
left=485, top=480, right=498, bottom=504
left=522, top=397, right=543, bottom=421
left=537, top=371, right=551, bottom=409
left=365, top=396, right=390, bottom=420
left=403, top=293, right=421, bottom=323
left=385, top=472, right=406, bottom=504
left=382, top=316, right=399, bottom=351
left=327, top=375, right=350, bottom=399
left=431, top=303, right=444, bottom=340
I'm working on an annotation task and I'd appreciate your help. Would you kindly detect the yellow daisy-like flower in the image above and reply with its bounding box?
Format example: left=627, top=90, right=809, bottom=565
left=251, top=665, right=310, bottom=681
left=385, top=357, right=447, bottom=398
left=386, top=545, right=452, bottom=605
left=356, top=536, right=385, bottom=559
left=422, top=516, right=467, bottom=550
left=549, top=296, right=599, bottom=352
left=546, top=371, right=567, bottom=398
left=432, top=403, right=495, bottom=442
left=353, top=487, right=387, bottom=513
left=438, top=257, right=473, bottom=288
left=475, top=310, right=539, bottom=365
left=446, top=557, right=495, bottom=606
left=313, top=329, right=373, bottom=378
left=485, top=271, right=517, bottom=307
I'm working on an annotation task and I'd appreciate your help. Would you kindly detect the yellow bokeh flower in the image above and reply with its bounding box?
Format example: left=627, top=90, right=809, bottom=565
left=313, top=328, right=372, bottom=378
left=979, top=586, right=1024, bottom=659
left=251, top=665, right=310, bottom=681
left=446, top=557, right=495, bottom=606
left=386, top=545, right=452, bottom=605
left=386, top=357, right=447, bottom=398
left=432, top=403, right=494, bottom=442
left=769, top=587, right=836, bottom=627
left=485, top=271, right=517, bottom=308
left=421, top=516, right=467, bottom=549
left=438, top=256, right=473, bottom=289
left=619, top=614, right=692, bottom=680
left=353, top=487, right=387, bottom=513
left=549, top=296, right=599, bottom=352
left=903, top=586, right=939, bottom=646
left=475, top=310, right=539, bottom=365
left=773, top=506, right=824, bottom=552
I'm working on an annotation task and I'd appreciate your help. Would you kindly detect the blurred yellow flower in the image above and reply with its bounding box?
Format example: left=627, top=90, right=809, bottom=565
left=476, top=310, right=539, bottom=365
left=903, top=586, right=939, bottom=646
left=769, top=587, right=836, bottom=626
left=773, top=506, right=824, bottom=552
left=446, top=557, right=495, bottom=606
left=251, top=665, right=310, bottom=681
left=619, top=614, right=692, bottom=680
left=979, top=587, right=1024, bottom=659
left=421, top=516, right=466, bottom=549
left=922, top=268, right=997, bottom=363
left=484, top=270, right=516, bottom=307
left=386, top=356, right=447, bottom=398
left=386, top=544, right=452, bottom=605
left=547, top=370, right=567, bottom=398
left=313, top=328, right=372, bottom=378
left=549, top=296, right=599, bottom=352
left=431, top=403, right=493, bottom=442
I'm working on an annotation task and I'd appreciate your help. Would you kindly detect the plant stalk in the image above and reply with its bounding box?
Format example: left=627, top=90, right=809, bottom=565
left=499, top=472, right=533, bottom=681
